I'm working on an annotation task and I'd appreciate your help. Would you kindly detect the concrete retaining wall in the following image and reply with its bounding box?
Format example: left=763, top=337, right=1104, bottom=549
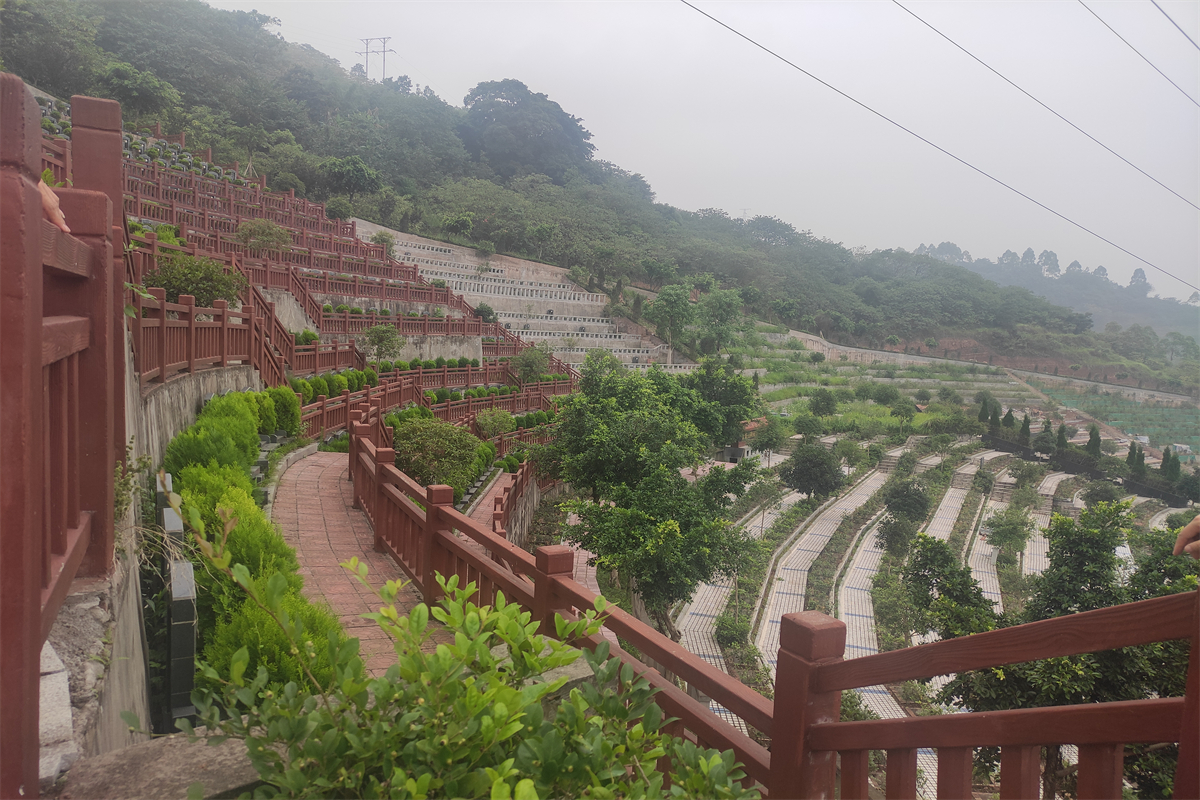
left=260, top=288, right=317, bottom=334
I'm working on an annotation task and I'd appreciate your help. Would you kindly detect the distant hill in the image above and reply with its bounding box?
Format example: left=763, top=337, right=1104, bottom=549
left=4, top=0, right=1195, bottom=394
left=915, top=242, right=1197, bottom=338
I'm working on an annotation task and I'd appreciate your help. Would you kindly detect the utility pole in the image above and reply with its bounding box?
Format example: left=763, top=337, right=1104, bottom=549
left=357, top=38, right=373, bottom=79
left=356, top=37, right=396, bottom=82
left=377, top=37, right=396, bottom=82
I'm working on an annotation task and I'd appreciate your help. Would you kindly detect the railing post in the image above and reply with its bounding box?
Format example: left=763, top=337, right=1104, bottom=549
left=151, top=286, right=168, bottom=382
left=770, top=611, right=846, bottom=799
left=180, top=294, right=196, bottom=375
left=421, top=485, right=455, bottom=605
left=1175, top=589, right=1200, bottom=800
left=1, top=74, right=48, bottom=797
left=373, top=446, right=394, bottom=548
left=318, top=394, right=328, bottom=439
left=214, top=297, right=228, bottom=367
left=532, top=545, right=575, bottom=636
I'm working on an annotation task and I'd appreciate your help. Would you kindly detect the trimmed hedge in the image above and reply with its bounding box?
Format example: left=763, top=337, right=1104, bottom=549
left=163, top=389, right=341, bottom=691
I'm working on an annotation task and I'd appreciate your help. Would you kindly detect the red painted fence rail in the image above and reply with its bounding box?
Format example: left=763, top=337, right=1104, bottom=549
left=2, top=79, right=123, bottom=799
left=346, top=397, right=1199, bottom=799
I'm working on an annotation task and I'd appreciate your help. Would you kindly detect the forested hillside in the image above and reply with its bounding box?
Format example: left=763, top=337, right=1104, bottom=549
left=915, top=241, right=1198, bottom=338
left=4, top=0, right=1196, bottom=393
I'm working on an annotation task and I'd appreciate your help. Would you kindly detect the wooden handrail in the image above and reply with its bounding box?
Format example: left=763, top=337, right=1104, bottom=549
left=813, top=590, right=1196, bottom=693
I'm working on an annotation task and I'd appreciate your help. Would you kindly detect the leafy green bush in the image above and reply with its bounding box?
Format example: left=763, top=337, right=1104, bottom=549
left=202, top=586, right=342, bottom=692
left=293, top=330, right=318, bottom=346
left=191, top=485, right=302, bottom=636
left=715, top=613, right=750, bottom=648
left=422, top=359, right=436, bottom=369
left=379, top=360, right=394, bottom=374
left=252, top=392, right=278, bottom=435
left=504, top=455, right=520, bottom=473
left=183, top=572, right=758, bottom=800
left=363, top=368, right=379, bottom=387
left=308, top=375, right=329, bottom=399
left=391, top=418, right=482, bottom=495
left=195, top=394, right=259, bottom=464
left=475, top=409, right=515, bottom=439
left=142, top=253, right=247, bottom=308
left=176, top=461, right=256, bottom=537
left=267, top=386, right=302, bottom=435
left=163, top=425, right=244, bottom=477
left=235, top=219, right=292, bottom=252
left=322, top=304, right=333, bottom=313
left=435, top=387, right=451, bottom=403
left=334, top=304, right=349, bottom=314
left=289, top=377, right=313, bottom=406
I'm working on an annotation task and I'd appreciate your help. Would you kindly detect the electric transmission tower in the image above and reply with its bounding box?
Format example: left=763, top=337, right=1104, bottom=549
left=356, top=37, right=396, bottom=81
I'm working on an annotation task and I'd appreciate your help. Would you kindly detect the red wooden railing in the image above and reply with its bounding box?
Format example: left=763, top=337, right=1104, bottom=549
left=2, top=80, right=124, bottom=799
left=130, top=289, right=283, bottom=387
left=123, top=161, right=354, bottom=236
left=347, top=397, right=1200, bottom=800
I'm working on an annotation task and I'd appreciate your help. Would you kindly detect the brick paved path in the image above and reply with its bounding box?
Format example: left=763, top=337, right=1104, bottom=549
left=271, top=452, right=451, bottom=677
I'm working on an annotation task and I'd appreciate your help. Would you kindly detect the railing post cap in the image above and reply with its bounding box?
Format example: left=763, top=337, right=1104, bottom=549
left=780, top=611, right=846, bottom=660
left=535, top=544, right=575, bottom=575
left=427, top=484, right=454, bottom=505
left=70, top=95, right=123, bottom=131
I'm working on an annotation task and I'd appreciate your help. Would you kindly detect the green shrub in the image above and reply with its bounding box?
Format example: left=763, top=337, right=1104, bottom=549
left=435, top=356, right=447, bottom=368
left=471, top=358, right=480, bottom=367
left=322, top=304, right=333, bottom=313
left=163, top=426, right=244, bottom=477
left=504, top=455, right=520, bottom=473
left=715, top=613, right=750, bottom=648
left=331, top=374, right=349, bottom=394
left=350, top=307, right=364, bottom=316
left=188, top=574, right=758, bottom=800
left=235, top=219, right=292, bottom=252
left=176, top=461, right=256, bottom=537
left=308, top=375, right=329, bottom=399
left=201, top=586, right=342, bottom=692
left=363, top=368, right=379, bottom=387
left=196, top=394, right=259, bottom=464
left=191, top=485, right=302, bottom=641
left=252, top=392, right=278, bottom=435
left=344, top=370, right=361, bottom=393
left=449, top=392, right=462, bottom=402
left=290, top=378, right=313, bottom=406
left=379, top=360, right=395, bottom=374
left=335, top=304, right=349, bottom=314
left=435, top=387, right=451, bottom=403
left=142, top=253, right=248, bottom=308
left=391, top=418, right=482, bottom=495
left=267, top=386, right=302, bottom=435
left=422, top=359, right=436, bottom=370
left=293, top=330, right=318, bottom=346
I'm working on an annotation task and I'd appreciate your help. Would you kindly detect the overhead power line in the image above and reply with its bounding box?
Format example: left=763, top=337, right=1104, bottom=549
left=1078, top=0, right=1200, bottom=107
left=677, top=0, right=1199, bottom=292
left=893, top=0, right=1197, bottom=211
left=1151, top=0, right=1200, bottom=52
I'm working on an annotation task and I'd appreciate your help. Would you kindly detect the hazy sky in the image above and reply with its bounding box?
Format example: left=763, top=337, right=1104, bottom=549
left=207, top=0, right=1199, bottom=300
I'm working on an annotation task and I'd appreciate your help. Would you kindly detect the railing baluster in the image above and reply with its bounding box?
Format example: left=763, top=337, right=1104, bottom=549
left=999, top=745, right=1040, bottom=800
left=839, top=750, right=871, bottom=800
left=936, top=746, right=973, bottom=799
left=884, top=748, right=918, bottom=800
left=1076, top=743, right=1123, bottom=800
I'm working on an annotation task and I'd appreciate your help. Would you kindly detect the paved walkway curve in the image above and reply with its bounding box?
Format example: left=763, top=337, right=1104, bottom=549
left=272, top=452, right=453, bottom=677
left=674, top=490, right=807, bottom=734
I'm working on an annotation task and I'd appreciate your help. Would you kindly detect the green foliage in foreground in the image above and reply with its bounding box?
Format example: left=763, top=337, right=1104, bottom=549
left=169, top=561, right=759, bottom=800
